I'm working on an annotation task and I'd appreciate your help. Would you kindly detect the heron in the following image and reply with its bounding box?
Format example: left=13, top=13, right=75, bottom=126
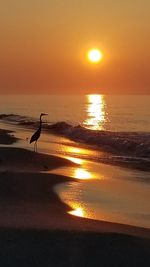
left=30, top=113, right=47, bottom=152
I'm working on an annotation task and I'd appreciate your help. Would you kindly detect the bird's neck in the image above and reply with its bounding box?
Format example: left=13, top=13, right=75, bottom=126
left=40, top=116, right=42, bottom=126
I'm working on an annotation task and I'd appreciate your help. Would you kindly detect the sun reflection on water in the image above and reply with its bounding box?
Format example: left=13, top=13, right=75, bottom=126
left=68, top=202, right=94, bottom=219
left=64, top=147, right=94, bottom=179
left=74, top=168, right=92, bottom=179
left=65, top=156, right=83, bottom=165
left=84, top=94, right=106, bottom=130
left=66, top=146, right=93, bottom=157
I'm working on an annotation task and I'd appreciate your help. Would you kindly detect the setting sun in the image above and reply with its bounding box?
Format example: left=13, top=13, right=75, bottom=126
left=88, top=49, right=103, bottom=63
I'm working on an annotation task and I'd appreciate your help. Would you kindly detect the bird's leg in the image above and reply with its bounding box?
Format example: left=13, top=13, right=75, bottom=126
left=36, top=141, right=38, bottom=152
left=34, top=142, right=36, bottom=152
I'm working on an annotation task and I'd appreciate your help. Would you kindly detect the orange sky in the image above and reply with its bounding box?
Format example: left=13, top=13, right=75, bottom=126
left=0, top=0, right=150, bottom=94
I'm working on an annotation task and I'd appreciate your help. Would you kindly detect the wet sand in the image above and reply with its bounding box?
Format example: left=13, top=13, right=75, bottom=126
left=0, top=130, right=150, bottom=266
left=0, top=128, right=18, bottom=145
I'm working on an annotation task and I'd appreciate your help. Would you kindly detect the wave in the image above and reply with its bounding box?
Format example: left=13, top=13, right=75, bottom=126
left=0, top=114, right=150, bottom=160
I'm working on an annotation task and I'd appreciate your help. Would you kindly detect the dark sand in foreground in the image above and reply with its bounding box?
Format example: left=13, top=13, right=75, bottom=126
left=0, top=131, right=150, bottom=266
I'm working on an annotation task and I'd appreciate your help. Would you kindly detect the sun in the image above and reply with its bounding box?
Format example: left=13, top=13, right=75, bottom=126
left=88, top=49, right=103, bottom=64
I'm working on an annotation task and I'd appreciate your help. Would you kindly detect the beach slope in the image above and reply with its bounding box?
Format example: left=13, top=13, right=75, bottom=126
left=0, top=129, right=149, bottom=266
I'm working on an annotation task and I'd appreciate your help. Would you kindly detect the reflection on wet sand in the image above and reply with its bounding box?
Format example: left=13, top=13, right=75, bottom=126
left=52, top=142, right=107, bottom=220
left=65, top=146, right=93, bottom=158
left=65, top=156, right=94, bottom=180
left=66, top=194, right=96, bottom=219
left=62, top=147, right=95, bottom=180
left=67, top=201, right=93, bottom=219
left=65, top=156, right=83, bottom=165
left=69, top=207, right=84, bottom=217
left=74, top=168, right=92, bottom=179
left=50, top=164, right=94, bottom=180
left=49, top=143, right=97, bottom=180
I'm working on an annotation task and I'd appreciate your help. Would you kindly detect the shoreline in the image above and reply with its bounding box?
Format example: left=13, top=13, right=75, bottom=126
left=1, top=119, right=150, bottom=172
left=0, top=129, right=150, bottom=265
left=0, top=145, right=149, bottom=238
left=0, top=129, right=149, bottom=237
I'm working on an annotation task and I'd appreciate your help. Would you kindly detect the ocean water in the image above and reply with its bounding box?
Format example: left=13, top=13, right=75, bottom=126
left=0, top=94, right=150, bottom=132
left=0, top=94, right=150, bottom=228
left=0, top=94, right=150, bottom=161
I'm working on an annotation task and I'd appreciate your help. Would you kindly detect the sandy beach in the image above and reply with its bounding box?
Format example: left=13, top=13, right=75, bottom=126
left=1, top=0, right=150, bottom=263
left=0, top=129, right=150, bottom=266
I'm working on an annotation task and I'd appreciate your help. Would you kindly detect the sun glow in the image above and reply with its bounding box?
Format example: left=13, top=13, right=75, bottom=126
left=88, top=49, right=103, bottom=63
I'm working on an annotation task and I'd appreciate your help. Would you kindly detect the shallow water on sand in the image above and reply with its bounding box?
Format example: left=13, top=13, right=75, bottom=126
left=54, top=161, right=150, bottom=228
left=1, top=122, right=149, bottom=229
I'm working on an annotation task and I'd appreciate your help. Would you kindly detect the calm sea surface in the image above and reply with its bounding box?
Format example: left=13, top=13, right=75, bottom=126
left=0, top=94, right=150, bottom=132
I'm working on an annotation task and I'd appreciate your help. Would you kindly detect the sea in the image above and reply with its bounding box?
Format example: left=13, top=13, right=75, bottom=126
left=0, top=94, right=150, bottom=228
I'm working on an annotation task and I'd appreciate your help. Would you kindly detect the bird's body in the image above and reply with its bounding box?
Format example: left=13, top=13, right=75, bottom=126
left=30, top=113, right=47, bottom=152
left=30, top=126, right=41, bottom=144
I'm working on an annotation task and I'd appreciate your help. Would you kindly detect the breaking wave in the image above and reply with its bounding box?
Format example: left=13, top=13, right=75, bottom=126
left=0, top=114, right=150, bottom=160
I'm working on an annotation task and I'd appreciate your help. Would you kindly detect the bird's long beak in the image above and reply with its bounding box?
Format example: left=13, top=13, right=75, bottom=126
left=42, top=113, right=48, bottom=116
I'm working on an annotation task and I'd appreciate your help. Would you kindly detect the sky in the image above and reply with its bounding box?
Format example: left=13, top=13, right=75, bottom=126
left=0, top=0, right=150, bottom=94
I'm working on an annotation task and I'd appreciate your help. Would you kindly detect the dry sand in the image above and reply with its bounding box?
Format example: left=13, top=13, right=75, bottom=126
left=0, top=130, right=150, bottom=266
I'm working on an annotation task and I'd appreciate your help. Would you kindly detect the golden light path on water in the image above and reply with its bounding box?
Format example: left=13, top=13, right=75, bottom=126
left=84, top=94, right=106, bottom=130
left=48, top=95, right=107, bottom=219
left=60, top=145, right=100, bottom=218
left=56, top=96, right=106, bottom=218
left=53, top=158, right=95, bottom=217
left=52, top=157, right=95, bottom=218
left=57, top=138, right=103, bottom=217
